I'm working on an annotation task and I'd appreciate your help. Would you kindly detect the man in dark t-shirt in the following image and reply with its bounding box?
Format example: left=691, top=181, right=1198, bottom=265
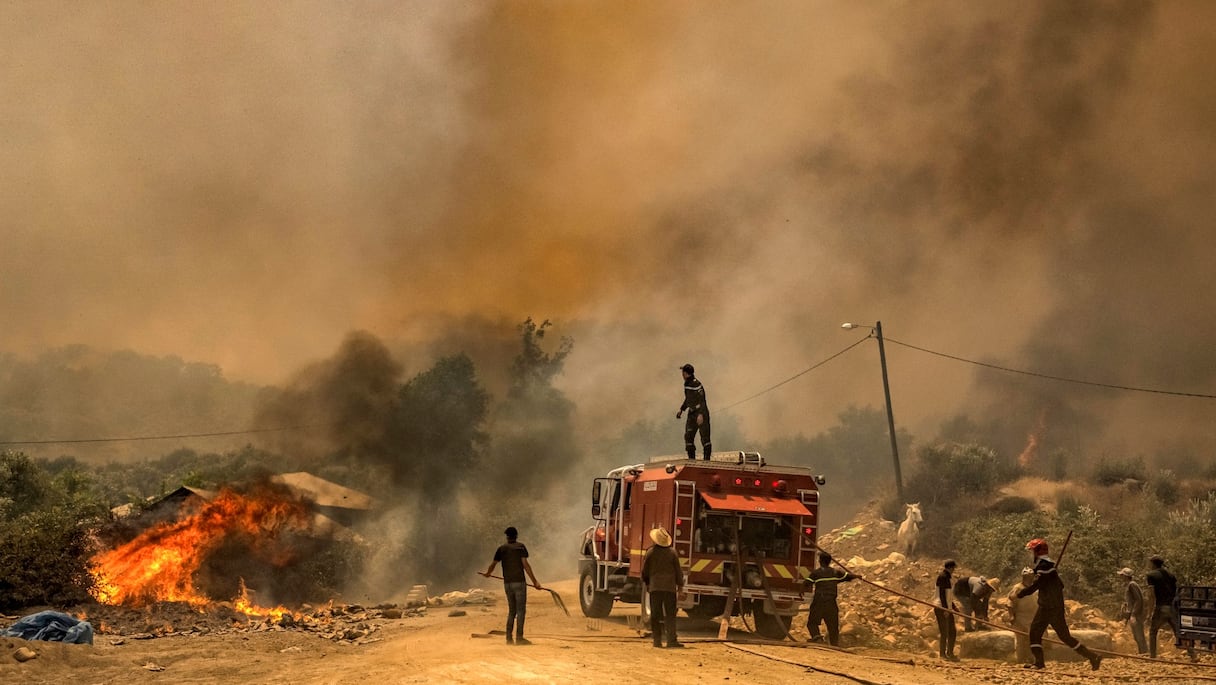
left=934, top=560, right=959, bottom=661
left=481, top=526, right=542, bottom=645
left=1146, top=555, right=1196, bottom=660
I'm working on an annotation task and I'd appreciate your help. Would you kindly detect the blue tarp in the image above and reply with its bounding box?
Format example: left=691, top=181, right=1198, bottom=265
left=1, top=611, right=94, bottom=645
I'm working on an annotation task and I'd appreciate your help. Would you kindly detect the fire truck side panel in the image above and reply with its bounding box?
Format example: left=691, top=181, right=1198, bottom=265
left=628, top=475, right=674, bottom=578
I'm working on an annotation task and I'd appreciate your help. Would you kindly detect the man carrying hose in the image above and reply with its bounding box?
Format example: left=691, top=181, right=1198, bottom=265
left=803, top=551, right=856, bottom=646
left=1016, top=538, right=1102, bottom=670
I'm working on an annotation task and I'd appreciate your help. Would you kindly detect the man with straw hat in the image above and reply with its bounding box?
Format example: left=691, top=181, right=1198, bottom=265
left=642, top=526, right=685, bottom=648
left=1116, top=566, right=1148, bottom=654
left=954, top=574, right=1001, bottom=631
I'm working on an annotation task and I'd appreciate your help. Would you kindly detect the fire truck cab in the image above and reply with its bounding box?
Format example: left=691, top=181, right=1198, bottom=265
left=577, top=451, right=823, bottom=638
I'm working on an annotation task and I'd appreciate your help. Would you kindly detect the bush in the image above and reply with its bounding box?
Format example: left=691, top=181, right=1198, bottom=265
left=953, top=511, right=1049, bottom=581
left=988, top=496, right=1037, bottom=515
left=1090, top=456, right=1147, bottom=486
left=1149, top=469, right=1181, bottom=506
left=0, top=507, right=101, bottom=609
left=905, top=443, right=1006, bottom=505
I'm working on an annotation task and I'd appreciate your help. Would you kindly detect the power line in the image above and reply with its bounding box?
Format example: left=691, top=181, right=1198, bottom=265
left=884, top=336, right=1216, bottom=400
left=0, top=425, right=308, bottom=447
left=719, top=337, right=869, bottom=411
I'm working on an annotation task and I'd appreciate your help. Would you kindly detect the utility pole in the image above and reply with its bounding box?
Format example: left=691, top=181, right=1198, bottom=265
left=874, top=321, right=904, bottom=502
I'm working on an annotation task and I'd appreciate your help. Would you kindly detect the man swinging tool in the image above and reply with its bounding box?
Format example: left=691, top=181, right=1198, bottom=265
left=1016, top=537, right=1102, bottom=671
left=676, top=363, right=711, bottom=460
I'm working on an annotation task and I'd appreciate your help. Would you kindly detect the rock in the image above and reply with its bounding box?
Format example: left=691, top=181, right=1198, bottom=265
left=448, top=609, right=467, bottom=617
left=381, top=608, right=404, bottom=619
left=13, top=647, right=37, bottom=663
left=840, top=623, right=856, bottom=636
left=959, top=629, right=1112, bottom=662
left=881, top=634, right=898, bottom=645
left=143, top=662, right=166, bottom=672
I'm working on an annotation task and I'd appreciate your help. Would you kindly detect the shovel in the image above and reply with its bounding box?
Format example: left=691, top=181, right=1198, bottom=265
left=484, top=574, right=570, bottom=617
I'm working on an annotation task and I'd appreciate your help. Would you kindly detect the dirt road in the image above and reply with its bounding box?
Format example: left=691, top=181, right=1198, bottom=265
left=3, top=579, right=1212, bottom=684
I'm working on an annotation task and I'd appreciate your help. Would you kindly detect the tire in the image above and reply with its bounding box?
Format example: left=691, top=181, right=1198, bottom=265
left=752, top=606, right=794, bottom=640
left=579, top=569, right=613, bottom=618
left=685, top=596, right=728, bottom=621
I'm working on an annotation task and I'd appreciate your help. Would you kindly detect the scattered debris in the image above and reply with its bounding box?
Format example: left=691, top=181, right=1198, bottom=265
left=448, top=610, right=467, bottom=618
left=142, top=662, right=165, bottom=672
left=13, top=646, right=38, bottom=662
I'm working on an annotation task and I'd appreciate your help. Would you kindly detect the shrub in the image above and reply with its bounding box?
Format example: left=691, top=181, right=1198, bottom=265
left=1148, top=469, right=1181, bottom=506
left=905, top=443, right=1005, bottom=506
left=1090, top=456, right=1147, bottom=486
left=0, top=506, right=101, bottom=609
left=988, top=496, right=1037, bottom=515
left=953, top=511, right=1049, bottom=581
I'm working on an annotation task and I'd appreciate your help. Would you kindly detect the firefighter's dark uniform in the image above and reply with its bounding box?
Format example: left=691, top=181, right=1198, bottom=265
left=1017, top=555, right=1102, bottom=670
left=804, top=566, right=856, bottom=645
left=680, top=375, right=711, bottom=460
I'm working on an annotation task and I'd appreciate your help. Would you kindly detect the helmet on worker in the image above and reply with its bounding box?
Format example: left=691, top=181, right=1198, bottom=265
left=1026, top=538, right=1048, bottom=555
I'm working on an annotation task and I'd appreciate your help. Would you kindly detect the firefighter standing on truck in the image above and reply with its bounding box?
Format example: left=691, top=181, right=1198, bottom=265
left=676, top=363, right=711, bottom=460
left=804, top=551, right=856, bottom=645
left=1016, top=538, right=1102, bottom=671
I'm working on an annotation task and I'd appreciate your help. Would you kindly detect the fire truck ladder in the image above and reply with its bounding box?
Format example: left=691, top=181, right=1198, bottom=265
left=798, top=489, right=819, bottom=559
left=673, top=480, right=696, bottom=561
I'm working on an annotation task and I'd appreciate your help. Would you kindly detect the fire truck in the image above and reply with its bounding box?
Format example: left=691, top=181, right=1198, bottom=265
left=1179, top=585, right=1216, bottom=652
left=577, top=451, right=825, bottom=638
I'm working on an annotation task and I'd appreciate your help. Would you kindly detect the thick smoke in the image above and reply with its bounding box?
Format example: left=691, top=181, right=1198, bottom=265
left=3, top=2, right=1216, bottom=484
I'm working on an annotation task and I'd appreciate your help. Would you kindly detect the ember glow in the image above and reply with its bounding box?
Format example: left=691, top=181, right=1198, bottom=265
left=91, top=486, right=312, bottom=611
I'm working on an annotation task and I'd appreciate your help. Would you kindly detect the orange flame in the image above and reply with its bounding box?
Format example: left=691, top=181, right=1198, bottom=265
left=1017, top=410, right=1048, bottom=469
left=91, top=485, right=311, bottom=612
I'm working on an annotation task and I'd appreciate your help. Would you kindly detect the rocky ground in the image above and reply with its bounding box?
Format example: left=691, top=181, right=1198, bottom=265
left=3, top=504, right=1213, bottom=684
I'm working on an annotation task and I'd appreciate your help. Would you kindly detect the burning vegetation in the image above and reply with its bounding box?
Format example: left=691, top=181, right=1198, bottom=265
left=92, top=483, right=325, bottom=617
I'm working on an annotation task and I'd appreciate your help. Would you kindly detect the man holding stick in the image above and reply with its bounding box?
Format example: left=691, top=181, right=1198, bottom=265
left=481, top=526, right=543, bottom=645
left=1016, top=536, right=1102, bottom=670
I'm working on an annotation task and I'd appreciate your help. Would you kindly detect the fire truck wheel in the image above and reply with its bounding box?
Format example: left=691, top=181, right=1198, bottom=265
left=752, top=607, right=794, bottom=640
left=579, top=569, right=613, bottom=618
left=685, top=596, right=728, bottom=621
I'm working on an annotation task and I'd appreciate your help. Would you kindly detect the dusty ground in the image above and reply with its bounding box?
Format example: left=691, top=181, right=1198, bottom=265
left=4, top=576, right=1214, bottom=685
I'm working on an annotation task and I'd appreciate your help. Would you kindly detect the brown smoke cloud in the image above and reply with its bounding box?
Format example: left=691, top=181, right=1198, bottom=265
left=3, top=1, right=1215, bottom=461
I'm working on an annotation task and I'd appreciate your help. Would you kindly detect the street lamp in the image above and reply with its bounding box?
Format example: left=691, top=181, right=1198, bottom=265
left=841, top=321, right=904, bottom=502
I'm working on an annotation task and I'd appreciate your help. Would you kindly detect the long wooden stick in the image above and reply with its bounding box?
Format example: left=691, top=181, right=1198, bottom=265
left=1054, top=529, right=1074, bottom=568
left=483, top=574, right=570, bottom=616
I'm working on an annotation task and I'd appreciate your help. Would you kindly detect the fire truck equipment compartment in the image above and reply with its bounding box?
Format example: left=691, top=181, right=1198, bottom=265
left=700, top=491, right=812, bottom=516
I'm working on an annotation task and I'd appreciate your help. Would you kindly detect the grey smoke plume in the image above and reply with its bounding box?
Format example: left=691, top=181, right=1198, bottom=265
left=2, top=1, right=1215, bottom=470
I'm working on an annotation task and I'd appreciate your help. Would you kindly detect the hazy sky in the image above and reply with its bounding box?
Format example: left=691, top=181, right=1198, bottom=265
left=3, top=1, right=1215, bottom=455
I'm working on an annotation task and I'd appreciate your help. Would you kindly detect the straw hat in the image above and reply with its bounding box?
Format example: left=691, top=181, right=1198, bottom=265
left=649, top=527, right=673, bottom=547
left=1117, top=567, right=1135, bottom=578
left=985, top=577, right=1001, bottom=591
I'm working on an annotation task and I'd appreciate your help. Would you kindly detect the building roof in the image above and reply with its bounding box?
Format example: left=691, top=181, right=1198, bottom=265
left=269, top=472, right=376, bottom=511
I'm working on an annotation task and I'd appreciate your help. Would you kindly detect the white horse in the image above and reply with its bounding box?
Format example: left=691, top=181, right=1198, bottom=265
left=896, top=502, right=923, bottom=558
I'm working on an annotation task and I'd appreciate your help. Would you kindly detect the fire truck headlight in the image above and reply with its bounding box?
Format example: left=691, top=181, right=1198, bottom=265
left=815, top=475, right=827, bottom=485
left=665, top=463, right=676, bottom=474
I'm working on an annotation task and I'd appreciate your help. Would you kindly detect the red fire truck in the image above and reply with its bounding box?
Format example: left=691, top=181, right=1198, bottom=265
left=577, top=451, right=824, bottom=638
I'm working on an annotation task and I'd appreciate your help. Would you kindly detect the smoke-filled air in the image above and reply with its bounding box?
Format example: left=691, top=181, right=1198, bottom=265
left=2, top=1, right=1216, bottom=601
